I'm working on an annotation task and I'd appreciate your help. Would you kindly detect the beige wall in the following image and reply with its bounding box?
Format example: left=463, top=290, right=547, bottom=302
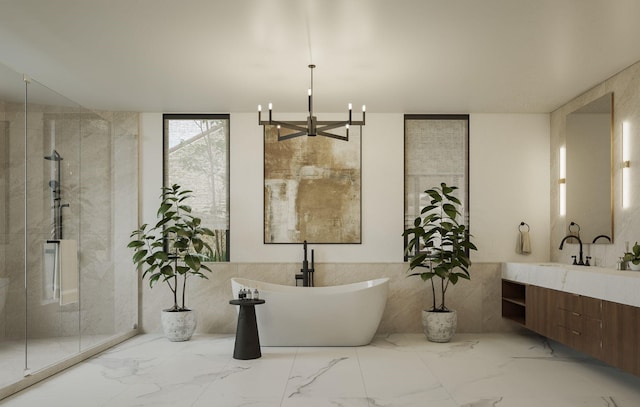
left=139, top=112, right=550, bottom=334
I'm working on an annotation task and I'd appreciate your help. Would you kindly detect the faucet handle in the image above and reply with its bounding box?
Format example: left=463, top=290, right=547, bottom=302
left=585, top=256, right=591, bottom=266
left=571, top=255, right=577, bottom=265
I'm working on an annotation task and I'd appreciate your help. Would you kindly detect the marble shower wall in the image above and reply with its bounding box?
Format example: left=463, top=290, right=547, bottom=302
left=0, top=97, right=139, bottom=341
left=550, top=60, right=640, bottom=267
left=141, top=262, right=517, bottom=335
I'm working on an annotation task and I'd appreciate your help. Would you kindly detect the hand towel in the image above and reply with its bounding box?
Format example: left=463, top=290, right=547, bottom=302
left=516, top=230, right=532, bottom=255
left=59, top=239, right=79, bottom=306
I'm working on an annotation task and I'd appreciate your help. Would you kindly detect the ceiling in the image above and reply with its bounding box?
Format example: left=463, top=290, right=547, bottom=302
left=1, top=0, right=640, bottom=114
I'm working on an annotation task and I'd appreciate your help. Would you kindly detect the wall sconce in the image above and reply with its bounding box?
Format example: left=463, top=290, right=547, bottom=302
left=623, top=121, right=631, bottom=208
left=559, top=146, right=566, bottom=216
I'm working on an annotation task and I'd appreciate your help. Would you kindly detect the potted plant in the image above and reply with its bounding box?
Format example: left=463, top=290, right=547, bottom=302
left=403, top=183, right=477, bottom=342
left=128, top=183, right=215, bottom=341
left=624, top=242, right=640, bottom=271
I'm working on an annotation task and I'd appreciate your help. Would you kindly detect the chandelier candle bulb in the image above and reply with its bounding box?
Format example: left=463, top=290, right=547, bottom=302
left=257, top=64, right=365, bottom=141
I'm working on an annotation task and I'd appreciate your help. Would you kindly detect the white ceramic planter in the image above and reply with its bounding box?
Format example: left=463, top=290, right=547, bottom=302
left=629, top=262, right=640, bottom=271
left=422, top=309, right=457, bottom=343
left=161, top=309, right=197, bottom=342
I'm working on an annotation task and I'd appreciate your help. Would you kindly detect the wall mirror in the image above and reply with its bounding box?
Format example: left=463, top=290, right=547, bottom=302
left=565, top=92, right=613, bottom=244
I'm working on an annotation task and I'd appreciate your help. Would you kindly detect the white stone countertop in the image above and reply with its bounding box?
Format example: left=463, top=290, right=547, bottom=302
left=502, top=262, right=640, bottom=308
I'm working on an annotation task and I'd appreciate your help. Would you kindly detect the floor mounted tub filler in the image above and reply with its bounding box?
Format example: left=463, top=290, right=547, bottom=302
left=230, top=277, right=390, bottom=346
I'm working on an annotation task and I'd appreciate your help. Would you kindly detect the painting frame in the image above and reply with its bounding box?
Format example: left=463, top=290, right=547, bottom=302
left=263, top=124, right=362, bottom=244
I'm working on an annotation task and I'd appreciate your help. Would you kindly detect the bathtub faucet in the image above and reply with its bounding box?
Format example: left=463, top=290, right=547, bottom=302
left=296, top=240, right=315, bottom=287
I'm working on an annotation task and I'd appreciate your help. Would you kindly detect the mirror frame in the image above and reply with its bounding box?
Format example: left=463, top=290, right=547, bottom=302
left=565, top=92, right=614, bottom=244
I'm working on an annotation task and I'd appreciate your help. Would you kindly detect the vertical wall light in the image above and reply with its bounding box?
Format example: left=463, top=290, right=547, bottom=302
left=622, top=121, right=631, bottom=208
left=559, top=146, right=566, bottom=216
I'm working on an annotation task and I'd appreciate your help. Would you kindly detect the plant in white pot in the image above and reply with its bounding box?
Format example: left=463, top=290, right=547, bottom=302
left=403, top=183, right=477, bottom=342
left=128, top=183, right=215, bottom=341
left=624, top=242, right=640, bottom=271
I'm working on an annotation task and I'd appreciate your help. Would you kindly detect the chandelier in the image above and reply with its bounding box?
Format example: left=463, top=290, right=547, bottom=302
left=258, top=64, right=365, bottom=141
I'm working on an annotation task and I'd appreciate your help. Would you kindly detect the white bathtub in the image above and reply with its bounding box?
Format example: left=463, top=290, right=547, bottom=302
left=231, top=277, right=389, bottom=346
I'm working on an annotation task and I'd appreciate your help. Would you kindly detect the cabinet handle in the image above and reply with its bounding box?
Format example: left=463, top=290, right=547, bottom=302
left=572, top=312, right=581, bottom=316
left=571, top=330, right=581, bottom=336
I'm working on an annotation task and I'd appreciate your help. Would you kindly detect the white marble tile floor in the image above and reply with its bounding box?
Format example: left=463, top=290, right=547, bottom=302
left=2, top=332, right=639, bottom=406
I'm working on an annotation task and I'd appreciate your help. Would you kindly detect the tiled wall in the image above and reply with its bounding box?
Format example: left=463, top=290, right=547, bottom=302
left=141, top=262, right=518, bottom=335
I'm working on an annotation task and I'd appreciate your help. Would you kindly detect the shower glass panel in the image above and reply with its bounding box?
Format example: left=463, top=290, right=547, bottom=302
left=0, top=61, right=27, bottom=389
left=0, top=59, right=138, bottom=396
left=25, top=77, right=82, bottom=373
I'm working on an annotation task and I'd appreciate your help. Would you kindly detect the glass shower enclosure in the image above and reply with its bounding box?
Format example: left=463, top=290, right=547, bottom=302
left=0, top=61, right=138, bottom=397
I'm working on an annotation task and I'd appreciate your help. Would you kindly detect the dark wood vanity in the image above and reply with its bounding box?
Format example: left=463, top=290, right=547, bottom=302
left=502, top=279, right=640, bottom=376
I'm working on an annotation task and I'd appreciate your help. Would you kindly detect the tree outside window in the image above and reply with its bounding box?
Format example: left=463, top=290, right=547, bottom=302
left=163, top=114, right=230, bottom=261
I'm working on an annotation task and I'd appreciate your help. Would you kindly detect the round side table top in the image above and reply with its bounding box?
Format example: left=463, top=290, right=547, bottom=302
left=229, top=299, right=266, bottom=306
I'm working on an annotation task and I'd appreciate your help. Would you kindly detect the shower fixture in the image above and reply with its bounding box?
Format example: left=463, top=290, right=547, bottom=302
left=44, top=149, right=68, bottom=239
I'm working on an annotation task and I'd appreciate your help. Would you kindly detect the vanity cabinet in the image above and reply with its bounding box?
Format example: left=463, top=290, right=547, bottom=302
left=549, top=290, right=603, bottom=359
left=502, top=279, right=640, bottom=376
left=602, top=301, right=640, bottom=375
left=501, top=280, right=526, bottom=326
left=524, top=285, right=544, bottom=334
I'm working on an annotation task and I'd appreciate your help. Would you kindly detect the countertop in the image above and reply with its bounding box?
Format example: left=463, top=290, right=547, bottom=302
left=502, top=262, right=640, bottom=308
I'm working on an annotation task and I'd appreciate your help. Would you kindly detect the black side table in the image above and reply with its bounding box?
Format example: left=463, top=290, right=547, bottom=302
left=229, top=299, right=266, bottom=360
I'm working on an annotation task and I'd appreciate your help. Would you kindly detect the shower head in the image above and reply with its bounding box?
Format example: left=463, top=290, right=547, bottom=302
left=44, top=150, right=63, bottom=161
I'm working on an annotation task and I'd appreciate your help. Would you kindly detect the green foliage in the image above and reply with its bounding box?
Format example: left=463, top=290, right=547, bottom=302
left=623, top=241, right=640, bottom=265
left=128, top=184, right=215, bottom=311
left=402, top=183, right=477, bottom=312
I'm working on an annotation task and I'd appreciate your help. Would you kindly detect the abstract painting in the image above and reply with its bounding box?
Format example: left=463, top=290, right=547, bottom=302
left=264, top=125, right=361, bottom=244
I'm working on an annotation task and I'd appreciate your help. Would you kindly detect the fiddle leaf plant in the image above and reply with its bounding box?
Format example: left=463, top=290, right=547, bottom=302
left=403, top=183, right=477, bottom=312
left=128, top=183, right=215, bottom=311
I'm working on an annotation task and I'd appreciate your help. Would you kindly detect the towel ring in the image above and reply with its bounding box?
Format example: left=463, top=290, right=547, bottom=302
left=519, top=222, right=530, bottom=232
left=569, top=222, right=580, bottom=233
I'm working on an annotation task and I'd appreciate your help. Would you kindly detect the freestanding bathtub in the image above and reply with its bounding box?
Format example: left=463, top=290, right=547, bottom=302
left=231, top=277, right=389, bottom=346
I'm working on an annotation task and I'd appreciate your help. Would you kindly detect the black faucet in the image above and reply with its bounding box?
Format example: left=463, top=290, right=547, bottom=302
left=296, top=240, right=315, bottom=286
left=559, top=235, right=586, bottom=266
left=592, top=234, right=612, bottom=244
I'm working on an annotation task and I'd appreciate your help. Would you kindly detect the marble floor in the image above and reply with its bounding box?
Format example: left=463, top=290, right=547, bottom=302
left=0, top=335, right=114, bottom=389
left=1, top=332, right=640, bottom=406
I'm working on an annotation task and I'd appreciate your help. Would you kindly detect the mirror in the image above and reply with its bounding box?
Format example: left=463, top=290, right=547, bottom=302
left=565, top=92, right=613, bottom=244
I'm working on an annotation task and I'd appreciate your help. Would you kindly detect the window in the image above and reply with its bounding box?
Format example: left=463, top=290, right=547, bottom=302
left=163, top=114, right=230, bottom=261
left=404, top=114, right=469, bottom=258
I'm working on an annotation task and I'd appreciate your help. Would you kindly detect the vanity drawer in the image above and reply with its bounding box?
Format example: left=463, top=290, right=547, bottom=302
left=556, top=309, right=603, bottom=335
left=553, top=290, right=602, bottom=319
left=556, top=325, right=603, bottom=358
